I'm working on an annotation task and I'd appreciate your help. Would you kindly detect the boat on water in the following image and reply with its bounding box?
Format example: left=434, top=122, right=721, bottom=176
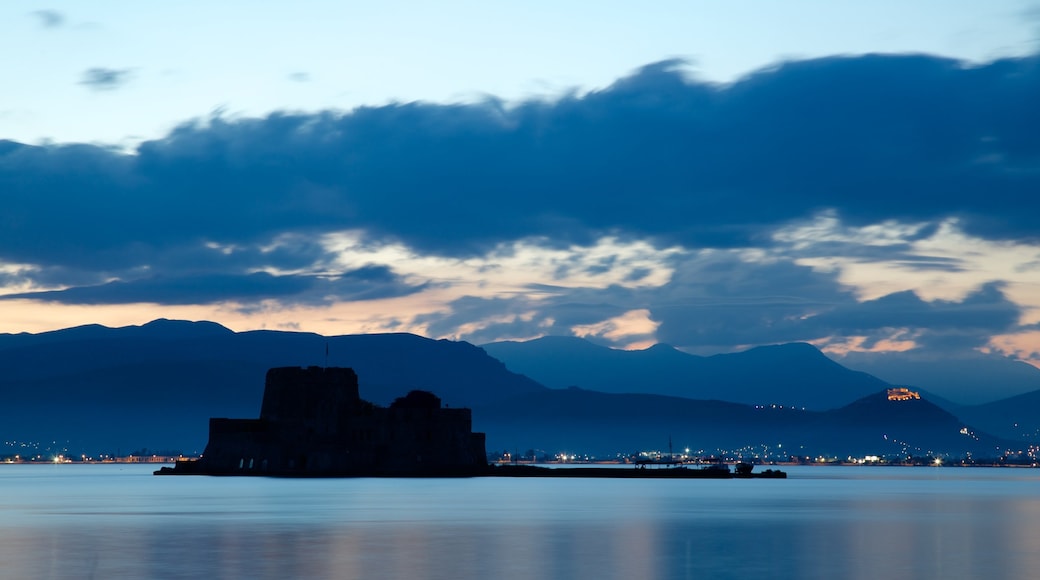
left=488, top=464, right=732, bottom=478
left=734, top=462, right=786, bottom=478
left=487, top=462, right=784, bottom=479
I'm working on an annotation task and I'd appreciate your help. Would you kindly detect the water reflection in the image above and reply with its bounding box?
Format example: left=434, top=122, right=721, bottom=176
left=2, top=465, right=1040, bottom=579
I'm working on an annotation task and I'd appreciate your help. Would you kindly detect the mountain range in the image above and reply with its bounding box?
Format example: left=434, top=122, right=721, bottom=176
left=0, top=319, right=543, bottom=454
left=482, top=336, right=889, bottom=410
left=475, top=388, right=1008, bottom=459
left=0, top=319, right=1033, bottom=458
left=483, top=336, right=1040, bottom=445
left=836, top=350, right=1040, bottom=405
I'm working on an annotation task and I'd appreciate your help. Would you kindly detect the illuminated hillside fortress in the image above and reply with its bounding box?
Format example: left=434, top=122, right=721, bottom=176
left=887, top=387, right=921, bottom=402
left=160, top=366, right=487, bottom=476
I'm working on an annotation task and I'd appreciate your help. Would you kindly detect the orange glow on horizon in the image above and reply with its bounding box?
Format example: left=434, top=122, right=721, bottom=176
left=571, top=309, right=659, bottom=349
left=986, top=332, right=1040, bottom=369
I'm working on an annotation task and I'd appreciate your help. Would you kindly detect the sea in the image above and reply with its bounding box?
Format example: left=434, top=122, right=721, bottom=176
left=1, top=464, right=1038, bottom=580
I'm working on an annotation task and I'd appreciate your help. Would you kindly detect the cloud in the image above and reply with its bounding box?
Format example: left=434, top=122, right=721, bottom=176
left=644, top=248, right=1024, bottom=353
left=416, top=286, right=641, bottom=346
left=413, top=244, right=1026, bottom=354
left=648, top=251, right=855, bottom=350
left=79, top=68, right=132, bottom=91
left=811, top=283, right=1021, bottom=351
left=1, top=52, right=1034, bottom=268
left=2, top=52, right=1040, bottom=356
left=0, top=266, right=424, bottom=306
left=31, top=10, right=64, bottom=28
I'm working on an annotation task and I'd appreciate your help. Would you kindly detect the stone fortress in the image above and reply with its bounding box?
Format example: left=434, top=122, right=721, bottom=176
left=158, top=366, right=487, bottom=476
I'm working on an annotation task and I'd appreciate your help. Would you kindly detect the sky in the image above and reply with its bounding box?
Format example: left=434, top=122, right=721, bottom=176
left=3, top=1, right=1040, bottom=372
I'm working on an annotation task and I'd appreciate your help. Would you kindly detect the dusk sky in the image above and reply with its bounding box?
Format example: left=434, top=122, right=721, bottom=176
left=3, top=1, right=1040, bottom=368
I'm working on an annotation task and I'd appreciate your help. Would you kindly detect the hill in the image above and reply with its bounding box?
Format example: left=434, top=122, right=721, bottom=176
left=476, top=388, right=1011, bottom=458
left=0, top=320, right=1014, bottom=460
left=482, top=336, right=889, bottom=410
left=836, top=351, right=1040, bottom=405
left=953, top=389, right=1040, bottom=444
left=0, top=320, right=544, bottom=454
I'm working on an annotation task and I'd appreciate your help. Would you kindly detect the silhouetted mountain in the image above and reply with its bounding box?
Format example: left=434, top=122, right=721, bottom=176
left=0, top=320, right=1013, bottom=459
left=0, top=318, right=234, bottom=351
left=810, top=391, right=1004, bottom=457
left=837, top=351, right=1040, bottom=405
left=477, top=388, right=1011, bottom=458
left=474, top=387, right=802, bottom=456
left=482, top=337, right=889, bottom=410
left=0, top=320, right=544, bottom=454
left=953, top=389, right=1040, bottom=443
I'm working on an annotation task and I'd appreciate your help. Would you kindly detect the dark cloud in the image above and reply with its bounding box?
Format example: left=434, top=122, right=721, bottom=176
left=777, top=237, right=966, bottom=271
left=417, top=285, right=639, bottom=345
left=419, top=252, right=898, bottom=350
left=648, top=255, right=1021, bottom=352
left=811, top=282, right=1020, bottom=351
left=79, top=68, right=132, bottom=91
left=32, top=9, right=64, bottom=28
left=2, top=52, right=1040, bottom=351
left=418, top=296, right=552, bottom=343
left=2, top=52, right=1037, bottom=271
left=882, top=257, right=966, bottom=273
left=420, top=251, right=1024, bottom=354
left=650, top=254, right=855, bottom=350
left=0, top=266, right=423, bottom=306
left=288, top=72, right=311, bottom=82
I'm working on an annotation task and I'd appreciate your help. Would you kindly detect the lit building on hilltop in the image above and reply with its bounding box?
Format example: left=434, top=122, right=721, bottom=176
left=887, top=387, right=921, bottom=401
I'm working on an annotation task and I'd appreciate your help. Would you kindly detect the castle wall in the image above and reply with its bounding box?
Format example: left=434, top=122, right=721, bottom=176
left=199, top=418, right=272, bottom=473
left=190, top=366, right=487, bottom=476
left=260, top=366, right=360, bottom=425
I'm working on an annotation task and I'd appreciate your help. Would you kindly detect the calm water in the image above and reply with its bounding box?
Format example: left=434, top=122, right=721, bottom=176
left=2, top=464, right=1039, bottom=579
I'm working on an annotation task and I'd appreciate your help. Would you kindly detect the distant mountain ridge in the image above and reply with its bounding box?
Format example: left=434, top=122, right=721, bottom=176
left=475, top=387, right=1011, bottom=458
left=837, top=350, right=1040, bottom=404
left=954, top=390, right=1040, bottom=442
left=482, top=336, right=889, bottom=410
left=0, top=320, right=544, bottom=453
left=0, top=319, right=543, bottom=404
left=0, top=320, right=1029, bottom=458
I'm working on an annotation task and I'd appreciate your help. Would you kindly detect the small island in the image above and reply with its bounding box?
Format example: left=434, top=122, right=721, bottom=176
left=156, top=366, right=488, bottom=477
left=156, top=365, right=783, bottom=479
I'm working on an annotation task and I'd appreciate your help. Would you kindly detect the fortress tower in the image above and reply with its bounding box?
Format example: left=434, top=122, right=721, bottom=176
left=162, top=366, right=487, bottom=476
